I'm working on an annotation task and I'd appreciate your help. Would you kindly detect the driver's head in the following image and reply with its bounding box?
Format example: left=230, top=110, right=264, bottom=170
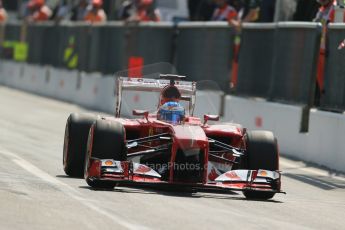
left=160, top=85, right=181, bottom=104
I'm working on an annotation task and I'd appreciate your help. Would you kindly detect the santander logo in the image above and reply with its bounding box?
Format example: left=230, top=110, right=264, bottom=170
left=136, top=165, right=151, bottom=174
left=225, top=171, right=241, bottom=180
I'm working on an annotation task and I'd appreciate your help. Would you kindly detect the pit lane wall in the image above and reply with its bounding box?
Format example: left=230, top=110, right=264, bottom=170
left=224, top=96, right=345, bottom=173
left=0, top=60, right=344, bottom=173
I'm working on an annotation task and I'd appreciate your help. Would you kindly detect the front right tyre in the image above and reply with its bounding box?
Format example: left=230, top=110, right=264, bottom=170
left=243, top=130, right=279, bottom=200
left=84, top=119, right=126, bottom=189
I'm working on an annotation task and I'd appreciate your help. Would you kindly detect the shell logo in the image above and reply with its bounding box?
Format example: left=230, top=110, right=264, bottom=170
left=104, top=160, right=114, bottom=166
left=259, top=170, right=267, bottom=177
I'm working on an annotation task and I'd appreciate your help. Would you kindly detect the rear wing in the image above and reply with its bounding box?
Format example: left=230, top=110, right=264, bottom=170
left=115, top=77, right=197, bottom=117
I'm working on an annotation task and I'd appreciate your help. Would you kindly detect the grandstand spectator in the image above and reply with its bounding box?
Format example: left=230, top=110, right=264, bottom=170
left=119, top=0, right=160, bottom=22
left=227, top=0, right=260, bottom=22
left=71, top=0, right=89, bottom=21
left=84, top=0, right=107, bottom=23
left=26, top=0, right=52, bottom=22
left=188, top=0, right=199, bottom=20
left=188, top=0, right=215, bottom=21
left=211, top=0, right=240, bottom=28
left=52, top=0, right=72, bottom=23
left=294, top=0, right=319, bottom=21
left=242, top=0, right=260, bottom=22
left=258, top=0, right=275, bottom=22
left=118, top=0, right=132, bottom=20
left=313, top=0, right=340, bottom=102
left=0, top=0, right=7, bottom=24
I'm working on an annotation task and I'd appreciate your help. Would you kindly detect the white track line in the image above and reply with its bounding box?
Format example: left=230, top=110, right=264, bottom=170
left=280, top=158, right=345, bottom=182
left=0, top=147, right=150, bottom=230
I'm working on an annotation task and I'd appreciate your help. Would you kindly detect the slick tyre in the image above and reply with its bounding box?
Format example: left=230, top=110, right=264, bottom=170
left=63, top=113, right=99, bottom=178
left=243, top=130, right=279, bottom=200
left=85, top=119, right=126, bottom=189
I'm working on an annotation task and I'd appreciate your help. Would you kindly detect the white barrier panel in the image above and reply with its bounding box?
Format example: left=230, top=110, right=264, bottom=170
left=305, top=110, right=345, bottom=172
left=223, top=95, right=306, bottom=159
left=0, top=62, right=47, bottom=95
left=21, top=64, right=47, bottom=94
left=94, top=76, right=116, bottom=114
left=0, top=61, right=24, bottom=88
left=48, top=67, right=78, bottom=102
left=75, top=72, right=103, bottom=108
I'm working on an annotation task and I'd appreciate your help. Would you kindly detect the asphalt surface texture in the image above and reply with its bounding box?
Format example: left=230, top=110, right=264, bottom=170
left=0, top=86, right=344, bottom=230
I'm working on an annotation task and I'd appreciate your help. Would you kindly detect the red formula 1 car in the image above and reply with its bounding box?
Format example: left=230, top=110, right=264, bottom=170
left=63, top=73, right=284, bottom=200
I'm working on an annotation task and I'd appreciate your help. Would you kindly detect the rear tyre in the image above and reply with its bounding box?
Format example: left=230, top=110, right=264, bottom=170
left=85, top=119, right=126, bottom=189
left=243, top=130, right=278, bottom=200
left=63, top=113, right=99, bottom=178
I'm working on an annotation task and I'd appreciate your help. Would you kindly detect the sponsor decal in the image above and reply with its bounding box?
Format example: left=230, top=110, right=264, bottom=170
left=225, top=171, right=241, bottom=180
left=104, top=160, right=114, bottom=166
left=259, top=170, right=267, bottom=177
left=255, top=116, right=263, bottom=128
left=135, top=165, right=151, bottom=174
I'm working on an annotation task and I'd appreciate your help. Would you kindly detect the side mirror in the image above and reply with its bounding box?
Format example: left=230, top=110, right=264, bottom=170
left=133, top=110, right=149, bottom=121
left=203, top=114, right=219, bottom=125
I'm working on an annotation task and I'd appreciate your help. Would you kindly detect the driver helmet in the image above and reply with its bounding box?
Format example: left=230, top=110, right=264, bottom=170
left=158, top=101, right=185, bottom=124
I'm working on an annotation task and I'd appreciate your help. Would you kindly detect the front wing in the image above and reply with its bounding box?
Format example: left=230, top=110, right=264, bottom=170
left=86, top=158, right=284, bottom=194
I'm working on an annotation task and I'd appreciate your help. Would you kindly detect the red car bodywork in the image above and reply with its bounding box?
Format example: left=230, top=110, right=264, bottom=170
left=84, top=76, right=283, bottom=195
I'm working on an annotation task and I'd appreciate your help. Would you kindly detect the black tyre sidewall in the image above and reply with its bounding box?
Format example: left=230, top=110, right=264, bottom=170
left=243, top=130, right=279, bottom=200
left=63, top=113, right=98, bottom=177
left=245, top=130, right=278, bottom=171
left=84, top=119, right=126, bottom=189
left=90, top=119, right=126, bottom=161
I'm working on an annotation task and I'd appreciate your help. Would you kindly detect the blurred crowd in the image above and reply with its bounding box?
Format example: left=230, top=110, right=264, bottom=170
left=0, top=0, right=8, bottom=23
left=0, top=0, right=275, bottom=24
left=0, top=0, right=162, bottom=24
left=189, top=0, right=276, bottom=22
left=23, top=0, right=161, bottom=23
left=189, top=0, right=276, bottom=31
left=0, top=0, right=338, bottom=25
